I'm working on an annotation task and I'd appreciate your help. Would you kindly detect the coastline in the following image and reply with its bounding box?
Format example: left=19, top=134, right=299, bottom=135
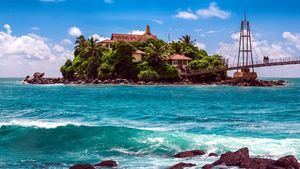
left=23, top=72, right=286, bottom=87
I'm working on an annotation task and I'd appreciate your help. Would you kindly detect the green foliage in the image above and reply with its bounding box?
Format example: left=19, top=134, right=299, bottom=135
left=159, top=64, right=180, bottom=79
left=60, top=59, right=75, bottom=79
left=60, top=34, right=226, bottom=82
left=98, top=62, right=114, bottom=79
left=138, top=69, right=159, bottom=81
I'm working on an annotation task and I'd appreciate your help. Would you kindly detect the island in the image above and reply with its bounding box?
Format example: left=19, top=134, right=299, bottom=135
left=24, top=25, right=285, bottom=87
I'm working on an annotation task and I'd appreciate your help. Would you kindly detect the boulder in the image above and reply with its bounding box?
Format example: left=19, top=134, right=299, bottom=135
left=271, top=155, right=299, bottom=169
left=137, top=81, right=145, bottom=85
left=33, top=72, right=45, bottom=79
left=249, top=158, right=275, bottom=169
left=173, top=150, right=205, bottom=158
left=69, top=164, right=95, bottom=169
left=211, top=147, right=250, bottom=168
left=168, top=162, right=196, bottom=169
left=208, top=153, right=218, bottom=157
left=95, top=160, right=118, bottom=168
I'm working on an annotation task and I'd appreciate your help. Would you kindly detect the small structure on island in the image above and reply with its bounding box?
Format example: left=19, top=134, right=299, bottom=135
left=132, top=50, right=145, bottom=62
left=233, top=14, right=257, bottom=81
left=166, top=54, right=192, bottom=73
left=99, top=25, right=157, bottom=47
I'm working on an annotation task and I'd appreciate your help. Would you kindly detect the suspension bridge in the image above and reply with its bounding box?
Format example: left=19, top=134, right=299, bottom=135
left=185, top=14, right=300, bottom=79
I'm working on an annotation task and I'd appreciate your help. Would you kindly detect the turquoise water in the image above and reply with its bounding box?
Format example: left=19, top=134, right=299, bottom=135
left=0, top=78, right=300, bottom=168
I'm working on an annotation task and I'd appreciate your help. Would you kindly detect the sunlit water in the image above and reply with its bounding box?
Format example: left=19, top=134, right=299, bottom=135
left=0, top=78, right=299, bottom=168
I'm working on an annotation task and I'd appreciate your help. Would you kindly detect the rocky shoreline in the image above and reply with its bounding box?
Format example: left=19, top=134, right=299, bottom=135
left=69, top=147, right=300, bottom=169
left=24, top=72, right=285, bottom=87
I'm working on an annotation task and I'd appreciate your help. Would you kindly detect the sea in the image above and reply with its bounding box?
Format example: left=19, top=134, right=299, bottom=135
left=0, top=78, right=299, bottom=169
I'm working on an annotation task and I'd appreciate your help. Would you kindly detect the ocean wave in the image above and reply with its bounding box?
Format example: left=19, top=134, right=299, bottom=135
left=0, top=119, right=93, bottom=129
left=0, top=121, right=299, bottom=159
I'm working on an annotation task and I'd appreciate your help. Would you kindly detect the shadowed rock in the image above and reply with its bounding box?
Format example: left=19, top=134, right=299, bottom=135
left=168, top=162, right=196, bottom=169
left=69, top=164, right=95, bottom=169
left=208, top=153, right=218, bottom=157
left=173, top=150, right=205, bottom=158
left=95, top=160, right=118, bottom=168
left=271, top=155, right=300, bottom=169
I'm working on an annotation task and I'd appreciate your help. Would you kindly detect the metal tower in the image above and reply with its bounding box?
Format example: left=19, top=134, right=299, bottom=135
left=233, top=13, right=257, bottom=80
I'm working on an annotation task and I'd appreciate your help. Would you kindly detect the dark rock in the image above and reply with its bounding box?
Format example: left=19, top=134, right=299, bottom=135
left=137, top=81, right=145, bottom=85
left=173, top=150, right=205, bottom=158
left=208, top=153, right=218, bottom=157
left=211, top=147, right=250, bottom=168
left=202, top=164, right=213, bottom=169
left=250, top=158, right=275, bottom=169
left=272, top=155, right=299, bottom=169
left=92, top=79, right=99, bottom=84
left=146, top=81, right=155, bottom=85
left=33, top=72, right=45, bottom=79
left=103, top=79, right=111, bottom=84
left=69, top=164, right=95, bottom=169
left=168, top=162, right=196, bottom=169
left=95, top=160, right=118, bottom=168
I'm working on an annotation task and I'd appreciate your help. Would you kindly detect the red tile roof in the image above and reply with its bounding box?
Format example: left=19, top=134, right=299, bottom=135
left=111, top=33, right=157, bottom=42
left=167, top=54, right=192, bottom=61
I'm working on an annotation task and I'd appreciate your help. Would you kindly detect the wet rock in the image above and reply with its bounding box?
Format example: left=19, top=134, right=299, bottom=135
left=103, top=79, right=111, bottom=84
left=201, top=164, right=213, bottom=169
left=249, top=158, right=275, bottom=169
left=33, top=72, right=45, bottom=79
left=137, top=81, right=145, bottom=85
left=92, top=79, right=99, bottom=84
left=95, top=160, right=118, bottom=168
left=208, top=153, right=218, bottom=157
left=271, top=155, right=299, bottom=169
left=168, top=162, right=196, bottom=169
left=69, top=164, right=95, bottom=169
left=146, top=81, right=155, bottom=85
left=173, top=150, right=205, bottom=158
left=211, top=147, right=250, bottom=168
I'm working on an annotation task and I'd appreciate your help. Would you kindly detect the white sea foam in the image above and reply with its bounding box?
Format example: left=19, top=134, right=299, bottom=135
left=0, top=119, right=93, bottom=129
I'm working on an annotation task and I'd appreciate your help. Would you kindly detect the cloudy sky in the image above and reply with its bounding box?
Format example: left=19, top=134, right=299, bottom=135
left=0, top=0, right=300, bottom=77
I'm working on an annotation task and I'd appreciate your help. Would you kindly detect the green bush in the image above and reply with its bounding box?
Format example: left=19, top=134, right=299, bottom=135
left=98, top=62, right=114, bottom=79
left=138, top=69, right=159, bottom=81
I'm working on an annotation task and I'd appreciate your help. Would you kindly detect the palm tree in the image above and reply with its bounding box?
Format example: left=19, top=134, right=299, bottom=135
left=82, top=37, right=102, bottom=59
left=145, top=39, right=167, bottom=67
left=168, top=41, right=183, bottom=54
left=74, top=35, right=88, bottom=57
left=179, top=35, right=196, bottom=46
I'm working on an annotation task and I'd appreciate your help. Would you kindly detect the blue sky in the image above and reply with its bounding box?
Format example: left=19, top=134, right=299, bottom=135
left=0, top=0, right=300, bottom=77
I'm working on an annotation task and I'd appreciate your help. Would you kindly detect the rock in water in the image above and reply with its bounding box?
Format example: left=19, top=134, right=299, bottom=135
left=168, top=162, right=196, bottom=169
left=208, top=153, right=218, bottom=157
left=33, top=72, right=45, bottom=79
left=69, top=164, right=95, bottom=169
left=173, top=150, right=205, bottom=158
left=95, top=160, right=118, bottom=167
left=271, top=155, right=300, bottom=169
left=202, top=147, right=250, bottom=169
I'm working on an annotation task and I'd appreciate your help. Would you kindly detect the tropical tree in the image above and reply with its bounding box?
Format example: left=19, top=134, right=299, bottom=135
left=145, top=39, right=167, bottom=68
left=179, top=35, right=195, bottom=46
left=74, top=35, right=88, bottom=57
left=168, top=41, right=183, bottom=55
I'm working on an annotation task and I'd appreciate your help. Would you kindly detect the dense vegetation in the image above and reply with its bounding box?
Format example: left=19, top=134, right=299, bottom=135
left=60, top=35, right=227, bottom=82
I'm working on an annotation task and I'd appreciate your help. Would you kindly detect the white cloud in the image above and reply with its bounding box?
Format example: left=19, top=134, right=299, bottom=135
left=61, top=39, right=73, bottom=45
left=31, top=27, right=40, bottom=31
left=152, top=19, right=164, bottom=25
left=104, top=0, right=114, bottom=3
left=282, top=32, right=300, bottom=50
left=195, top=42, right=206, bottom=50
left=128, top=30, right=145, bottom=35
left=90, top=34, right=109, bottom=42
left=4, top=24, right=12, bottom=34
left=68, top=26, right=82, bottom=37
left=175, top=11, right=198, bottom=20
left=194, top=29, right=203, bottom=32
left=0, top=24, right=72, bottom=77
left=196, top=2, right=231, bottom=19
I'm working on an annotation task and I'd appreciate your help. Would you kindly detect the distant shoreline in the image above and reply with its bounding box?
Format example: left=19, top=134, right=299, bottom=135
left=23, top=72, right=286, bottom=87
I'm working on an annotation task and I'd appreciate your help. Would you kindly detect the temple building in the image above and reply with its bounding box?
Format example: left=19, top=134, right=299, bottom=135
left=100, top=25, right=157, bottom=47
left=100, top=25, right=157, bottom=62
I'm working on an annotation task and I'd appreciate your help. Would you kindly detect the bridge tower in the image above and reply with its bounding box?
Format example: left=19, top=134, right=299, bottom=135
left=233, top=13, right=257, bottom=80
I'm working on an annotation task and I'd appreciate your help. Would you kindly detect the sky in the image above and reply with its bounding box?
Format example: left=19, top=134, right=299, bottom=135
left=0, top=0, right=300, bottom=77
